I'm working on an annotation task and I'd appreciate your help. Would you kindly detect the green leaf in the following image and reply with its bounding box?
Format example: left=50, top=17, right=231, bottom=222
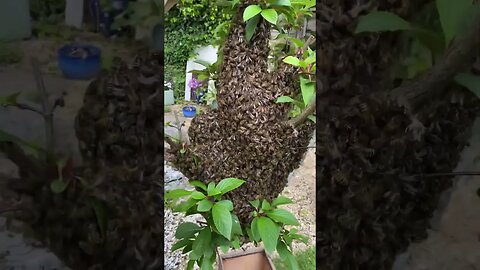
left=232, top=238, right=241, bottom=249
left=0, top=92, right=20, bottom=106
left=171, top=239, right=193, bottom=252
left=261, top=200, right=272, bottom=211
left=173, top=198, right=198, bottom=213
left=192, top=228, right=212, bottom=256
left=272, top=196, right=293, bottom=207
left=243, top=5, right=263, bottom=21
left=190, top=181, right=207, bottom=191
left=183, top=241, right=193, bottom=254
left=191, top=191, right=206, bottom=200
left=246, top=227, right=254, bottom=242
left=245, top=14, right=261, bottom=42
left=257, top=217, right=280, bottom=253
left=304, top=52, right=316, bottom=65
left=186, top=260, right=195, bottom=270
left=91, top=199, right=107, bottom=240
left=276, top=96, right=296, bottom=103
left=216, top=178, right=245, bottom=194
left=231, top=214, right=243, bottom=236
left=50, top=179, right=68, bottom=194
left=269, top=0, right=291, bottom=7
left=307, top=115, right=316, bottom=123
left=261, top=9, right=278, bottom=24
left=212, top=203, right=233, bottom=240
left=208, top=188, right=222, bottom=197
left=165, top=189, right=193, bottom=200
left=355, top=11, right=411, bottom=34
left=288, top=37, right=304, bottom=47
left=266, top=209, right=300, bottom=225
left=197, top=199, right=214, bottom=212
left=283, top=56, right=300, bottom=66
left=216, top=200, right=234, bottom=211
left=277, top=241, right=299, bottom=270
left=175, top=222, right=201, bottom=239
left=411, top=27, right=445, bottom=56
left=300, top=76, right=315, bottom=106
left=0, top=130, right=45, bottom=157
left=454, top=73, right=480, bottom=98
left=189, top=250, right=201, bottom=260
left=193, top=59, right=211, bottom=68
left=200, top=254, right=215, bottom=270
left=220, top=245, right=229, bottom=253
left=250, top=199, right=260, bottom=209
left=291, top=233, right=309, bottom=244
left=436, top=0, right=472, bottom=46
left=207, top=182, right=221, bottom=196
left=250, top=217, right=261, bottom=242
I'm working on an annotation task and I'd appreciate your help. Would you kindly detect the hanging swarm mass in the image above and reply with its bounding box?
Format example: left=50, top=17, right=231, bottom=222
left=170, top=6, right=315, bottom=226
left=317, top=1, right=479, bottom=269
left=36, top=51, right=166, bottom=269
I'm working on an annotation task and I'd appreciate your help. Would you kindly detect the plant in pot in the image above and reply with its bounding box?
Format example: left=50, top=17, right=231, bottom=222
left=188, top=77, right=206, bottom=104
left=190, top=58, right=221, bottom=107
left=166, top=179, right=308, bottom=270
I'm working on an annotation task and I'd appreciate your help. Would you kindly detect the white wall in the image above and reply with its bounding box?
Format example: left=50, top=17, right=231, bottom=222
left=184, top=45, right=218, bottom=100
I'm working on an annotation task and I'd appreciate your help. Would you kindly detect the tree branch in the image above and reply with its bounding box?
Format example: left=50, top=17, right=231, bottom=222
left=389, top=13, right=480, bottom=109
left=30, top=58, right=55, bottom=155
left=9, top=102, right=45, bottom=116
left=287, top=98, right=316, bottom=127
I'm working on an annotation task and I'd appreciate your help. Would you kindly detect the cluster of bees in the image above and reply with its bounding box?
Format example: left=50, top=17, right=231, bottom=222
left=171, top=17, right=315, bottom=226
left=317, top=0, right=480, bottom=269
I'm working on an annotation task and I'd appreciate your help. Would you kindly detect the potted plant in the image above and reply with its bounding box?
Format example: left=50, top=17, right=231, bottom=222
left=188, top=77, right=205, bottom=104
left=165, top=179, right=307, bottom=270
left=217, top=247, right=275, bottom=270
left=190, top=59, right=220, bottom=107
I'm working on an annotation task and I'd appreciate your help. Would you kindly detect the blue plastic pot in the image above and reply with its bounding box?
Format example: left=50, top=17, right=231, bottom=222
left=182, top=106, right=197, bottom=118
left=58, top=44, right=101, bottom=80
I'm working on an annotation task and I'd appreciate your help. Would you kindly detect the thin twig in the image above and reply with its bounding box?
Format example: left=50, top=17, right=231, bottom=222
left=287, top=98, right=316, bottom=127
left=9, top=103, right=45, bottom=116
left=410, top=171, right=480, bottom=178
left=173, top=111, right=183, bottom=142
left=30, top=58, right=54, bottom=155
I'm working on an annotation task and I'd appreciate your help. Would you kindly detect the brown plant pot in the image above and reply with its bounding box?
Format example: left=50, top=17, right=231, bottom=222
left=217, top=247, right=276, bottom=270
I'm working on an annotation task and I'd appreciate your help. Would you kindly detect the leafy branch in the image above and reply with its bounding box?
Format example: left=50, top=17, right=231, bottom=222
left=275, top=35, right=316, bottom=125
left=242, top=0, right=314, bottom=42
left=355, top=0, right=480, bottom=102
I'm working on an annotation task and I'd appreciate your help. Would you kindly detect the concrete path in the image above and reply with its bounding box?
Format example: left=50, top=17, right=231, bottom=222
left=393, top=117, right=480, bottom=270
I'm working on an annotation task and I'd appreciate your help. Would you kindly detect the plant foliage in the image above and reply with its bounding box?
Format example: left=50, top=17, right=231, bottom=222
left=355, top=0, right=480, bottom=98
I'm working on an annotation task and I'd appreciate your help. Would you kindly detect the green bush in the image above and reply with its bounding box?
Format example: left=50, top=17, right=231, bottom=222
left=165, top=64, right=187, bottom=100
left=165, top=0, right=232, bottom=101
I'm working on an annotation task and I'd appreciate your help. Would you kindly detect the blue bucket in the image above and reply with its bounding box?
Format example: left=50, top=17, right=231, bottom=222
left=57, top=44, right=101, bottom=80
left=182, top=106, right=197, bottom=118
